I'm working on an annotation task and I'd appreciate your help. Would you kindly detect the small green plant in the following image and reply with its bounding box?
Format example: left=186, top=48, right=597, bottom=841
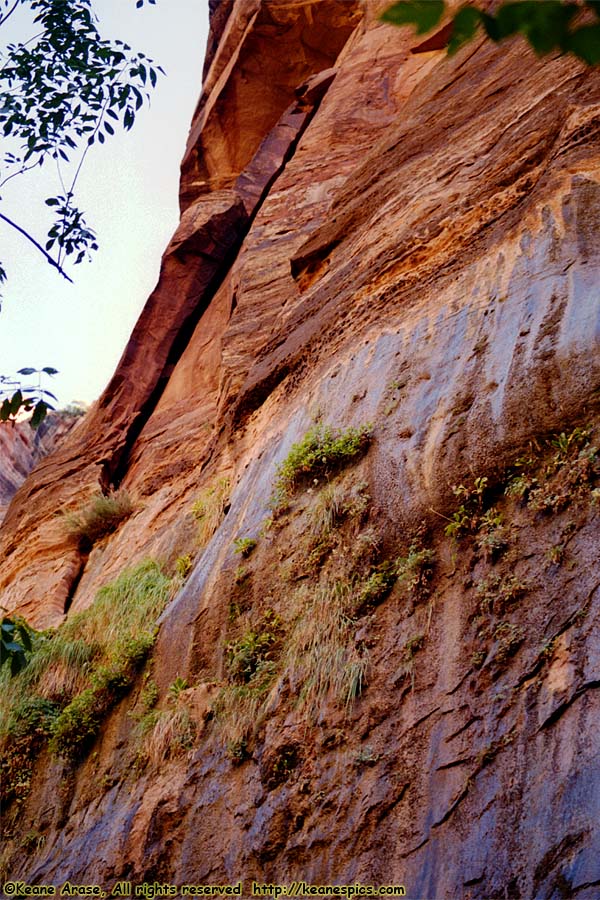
left=444, top=505, right=471, bottom=540
left=476, top=508, right=507, bottom=561
left=21, top=830, right=46, bottom=853
left=476, top=574, right=526, bottom=616
left=403, top=633, right=425, bottom=663
left=354, top=744, right=381, bottom=766
left=226, top=738, right=248, bottom=765
left=505, top=473, right=537, bottom=499
left=1, top=614, right=35, bottom=675
left=493, top=623, right=524, bottom=667
left=401, top=633, right=425, bottom=690
left=226, top=630, right=277, bottom=685
left=272, top=422, right=372, bottom=506
left=259, top=517, right=274, bottom=537
left=539, top=638, right=556, bottom=662
left=263, top=743, right=300, bottom=788
left=63, top=489, right=134, bottom=549
left=139, top=678, right=159, bottom=712
left=383, top=378, right=406, bottom=416
left=443, top=476, right=489, bottom=539
left=354, top=565, right=396, bottom=613
left=175, top=554, right=193, bottom=579
left=454, top=477, right=488, bottom=506
left=471, top=650, right=486, bottom=669
left=168, top=676, right=188, bottom=702
left=545, top=544, right=565, bottom=566
left=395, top=545, right=435, bottom=595
left=233, top=537, right=257, bottom=558
left=192, top=477, right=230, bottom=547
left=233, top=566, right=249, bottom=586
left=551, top=426, right=591, bottom=460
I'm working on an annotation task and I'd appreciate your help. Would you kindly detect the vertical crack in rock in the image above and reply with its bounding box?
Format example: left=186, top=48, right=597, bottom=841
left=109, top=68, right=341, bottom=487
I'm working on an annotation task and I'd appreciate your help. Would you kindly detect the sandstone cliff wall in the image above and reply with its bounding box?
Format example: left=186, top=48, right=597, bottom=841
left=1, top=2, right=600, bottom=898
left=0, top=413, right=81, bottom=524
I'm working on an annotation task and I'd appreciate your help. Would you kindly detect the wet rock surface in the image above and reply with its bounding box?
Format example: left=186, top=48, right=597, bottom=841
left=1, top=2, right=600, bottom=897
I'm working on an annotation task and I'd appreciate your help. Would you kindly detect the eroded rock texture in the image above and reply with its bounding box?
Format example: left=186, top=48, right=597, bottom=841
left=0, top=413, right=80, bottom=523
left=2, top=2, right=600, bottom=897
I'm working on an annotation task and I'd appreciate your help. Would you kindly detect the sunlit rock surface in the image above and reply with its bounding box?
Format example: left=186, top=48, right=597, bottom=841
left=1, top=2, right=600, bottom=897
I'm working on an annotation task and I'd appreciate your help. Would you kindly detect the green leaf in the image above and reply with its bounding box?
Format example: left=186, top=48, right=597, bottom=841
left=381, top=0, right=445, bottom=34
left=30, top=400, right=48, bottom=429
left=42, top=366, right=59, bottom=375
left=448, top=6, right=483, bottom=54
left=0, top=398, right=11, bottom=421
left=565, top=24, right=600, bottom=64
left=17, top=624, right=32, bottom=652
left=17, top=367, right=37, bottom=375
left=10, top=389, right=22, bottom=416
left=493, top=1, right=577, bottom=52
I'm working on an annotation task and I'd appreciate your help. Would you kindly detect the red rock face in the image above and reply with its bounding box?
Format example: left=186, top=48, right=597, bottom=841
left=0, top=413, right=80, bottom=522
left=2, top=2, right=600, bottom=897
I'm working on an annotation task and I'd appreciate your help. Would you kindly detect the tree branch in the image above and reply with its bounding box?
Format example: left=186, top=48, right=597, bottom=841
left=0, top=0, right=21, bottom=29
left=0, top=211, right=74, bottom=282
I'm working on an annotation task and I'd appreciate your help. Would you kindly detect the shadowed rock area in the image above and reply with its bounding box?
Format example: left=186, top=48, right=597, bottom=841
left=1, top=2, right=600, bottom=898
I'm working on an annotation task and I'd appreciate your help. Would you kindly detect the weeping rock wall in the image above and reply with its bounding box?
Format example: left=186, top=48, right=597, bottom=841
left=2, top=1, right=600, bottom=897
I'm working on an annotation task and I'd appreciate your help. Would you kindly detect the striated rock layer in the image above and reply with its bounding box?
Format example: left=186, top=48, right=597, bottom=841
left=0, top=413, right=81, bottom=524
left=2, top=2, right=600, bottom=897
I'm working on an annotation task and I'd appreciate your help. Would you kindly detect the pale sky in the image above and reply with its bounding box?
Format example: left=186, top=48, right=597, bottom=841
left=0, top=0, right=209, bottom=406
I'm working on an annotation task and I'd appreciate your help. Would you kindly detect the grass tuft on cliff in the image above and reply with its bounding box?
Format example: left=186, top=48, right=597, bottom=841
left=272, top=422, right=372, bottom=508
left=0, top=560, right=174, bottom=805
left=191, top=476, right=230, bottom=547
left=63, top=488, right=134, bottom=549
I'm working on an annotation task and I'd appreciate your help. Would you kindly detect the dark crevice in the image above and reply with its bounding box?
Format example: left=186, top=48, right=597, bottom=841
left=63, top=552, right=89, bottom=616
left=109, top=230, right=248, bottom=489
left=538, top=680, right=600, bottom=732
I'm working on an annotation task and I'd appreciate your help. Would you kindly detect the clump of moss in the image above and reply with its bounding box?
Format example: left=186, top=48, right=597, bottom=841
left=272, top=423, right=372, bottom=507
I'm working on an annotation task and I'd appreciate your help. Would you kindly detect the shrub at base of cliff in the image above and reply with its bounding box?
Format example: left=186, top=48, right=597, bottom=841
left=63, top=488, right=135, bottom=550
left=0, top=560, right=174, bottom=808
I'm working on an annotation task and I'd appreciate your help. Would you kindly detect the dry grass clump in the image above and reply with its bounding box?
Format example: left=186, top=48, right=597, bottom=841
left=64, top=488, right=134, bottom=549
left=191, top=477, right=230, bottom=547
left=136, top=704, right=196, bottom=767
left=284, top=579, right=369, bottom=721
